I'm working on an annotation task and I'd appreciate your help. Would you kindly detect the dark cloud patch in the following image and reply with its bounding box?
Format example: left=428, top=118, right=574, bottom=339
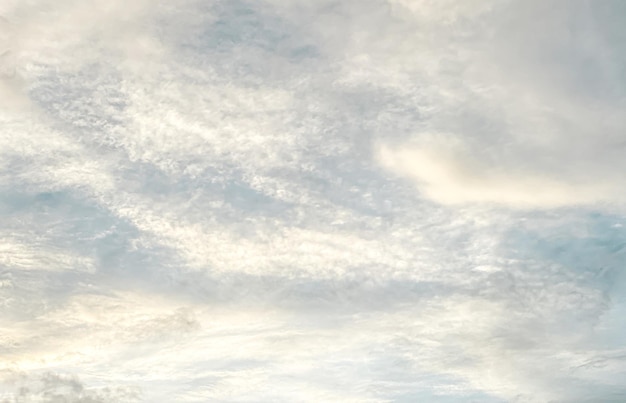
left=0, top=371, right=140, bottom=403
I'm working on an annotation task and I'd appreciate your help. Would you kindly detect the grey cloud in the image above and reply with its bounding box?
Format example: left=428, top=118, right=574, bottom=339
left=0, top=371, right=140, bottom=403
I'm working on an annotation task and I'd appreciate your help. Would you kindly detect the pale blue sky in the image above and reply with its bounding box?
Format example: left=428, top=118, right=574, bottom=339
left=1, top=0, right=626, bottom=402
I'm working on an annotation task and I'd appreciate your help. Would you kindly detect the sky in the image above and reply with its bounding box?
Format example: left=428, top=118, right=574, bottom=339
left=1, top=0, right=626, bottom=402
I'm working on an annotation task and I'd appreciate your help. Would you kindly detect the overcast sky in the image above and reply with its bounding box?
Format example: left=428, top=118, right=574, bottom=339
left=1, top=0, right=626, bottom=402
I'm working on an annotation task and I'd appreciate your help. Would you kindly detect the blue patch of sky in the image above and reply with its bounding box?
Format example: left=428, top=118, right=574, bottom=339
left=501, top=211, right=626, bottom=282
left=207, top=0, right=288, bottom=52
left=202, top=0, right=318, bottom=59
left=164, top=0, right=319, bottom=82
left=0, top=189, right=179, bottom=291
left=498, top=211, right=626, bottom=338
left=116, top=159, right=295, bottom=222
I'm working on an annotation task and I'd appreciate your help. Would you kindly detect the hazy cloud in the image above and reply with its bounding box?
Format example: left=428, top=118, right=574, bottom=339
left=1, top=0, right=626, bottom=402
left=375, top=0, right=626, bottom=208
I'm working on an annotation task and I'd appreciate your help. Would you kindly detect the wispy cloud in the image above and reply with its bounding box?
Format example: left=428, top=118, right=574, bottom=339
left=1, top=0, right=626, bottom=402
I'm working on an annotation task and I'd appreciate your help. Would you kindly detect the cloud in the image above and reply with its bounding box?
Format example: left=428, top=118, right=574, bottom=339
left=0, top=371, right=141, bottom=403
left=2, top=0, right=626, bottom=402
left=372, top=0, right=626, bottom=208
left=377, top=141, right=615, bottom=208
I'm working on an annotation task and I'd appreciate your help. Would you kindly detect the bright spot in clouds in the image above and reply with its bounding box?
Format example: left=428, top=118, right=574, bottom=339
left=1, top=0, right=626, bottom=402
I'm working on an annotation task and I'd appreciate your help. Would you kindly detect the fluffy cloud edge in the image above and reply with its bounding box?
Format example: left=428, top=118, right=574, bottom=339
left=377, top=141, right=618, bottom=209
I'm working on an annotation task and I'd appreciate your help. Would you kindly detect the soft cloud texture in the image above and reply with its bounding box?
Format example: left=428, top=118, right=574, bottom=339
left=375, top=0, right=626, bottom=208
left=1, top=0, right=626, bottom=402
left=378, top=141, right=616, bottom=208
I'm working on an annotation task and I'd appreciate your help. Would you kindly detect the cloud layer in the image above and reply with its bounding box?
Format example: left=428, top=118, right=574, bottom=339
left=376, top=0, right=626, bottom=208
left=1, top=0, right=626, bottom=402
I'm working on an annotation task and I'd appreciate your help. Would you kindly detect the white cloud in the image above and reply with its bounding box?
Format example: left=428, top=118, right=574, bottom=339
left=0, top=233, right=95, bottom=273
left=2, top=0, right=626, bottom=402
left=371, top=0, right=626, bottom=209
left=378, top=141, right=616, bottom=208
